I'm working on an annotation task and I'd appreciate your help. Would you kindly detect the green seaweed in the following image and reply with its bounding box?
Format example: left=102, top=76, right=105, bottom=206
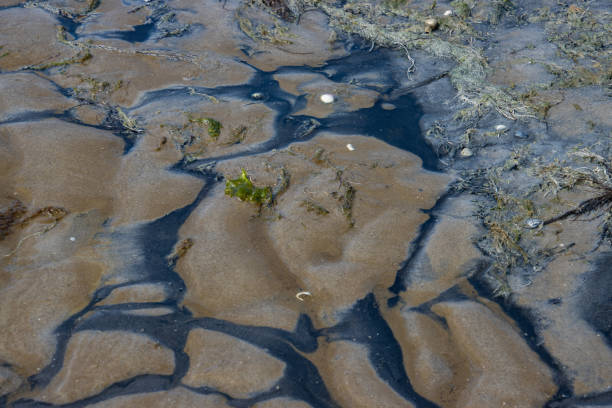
left=206, top=118, right=222, bottom=139
left=225, top=169, right=272, bottom=205
left=187, top=115, right=223, bottom=139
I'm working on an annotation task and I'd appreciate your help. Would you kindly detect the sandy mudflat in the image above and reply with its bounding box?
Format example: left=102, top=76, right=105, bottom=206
left=1, top=0, right=611, bottom=407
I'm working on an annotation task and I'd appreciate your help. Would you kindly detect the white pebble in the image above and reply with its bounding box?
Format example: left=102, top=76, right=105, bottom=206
left=443, top=10, right=453, bottom=16
left=346, top=143, right=355, bottom=151
left=69, top=236, right=76, bottom=242
left=495, top=124, right=508, bottom=131
left=320, top=93, right=335, bottom=104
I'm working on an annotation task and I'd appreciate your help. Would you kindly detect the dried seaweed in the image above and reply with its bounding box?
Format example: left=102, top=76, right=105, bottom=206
left=301, top=200, right=329, bottom=215
left=260, top=0, right=296, bottom=22
left=270, top=167, right=290, bottom=205
left=544, top=189, right=612, bottom=225
left=0, top=200, right=27, bottom=240
left=167, top=238, right=194, bottom=266
left=2, top=205, right=68, bottom=258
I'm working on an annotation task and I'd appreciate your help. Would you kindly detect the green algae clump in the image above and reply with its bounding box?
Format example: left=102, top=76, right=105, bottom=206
left=225, top=169, right=271, bottom=205
left=187, top=115, right=223, bottom=139
left=204, top=118, right=223, bottom=139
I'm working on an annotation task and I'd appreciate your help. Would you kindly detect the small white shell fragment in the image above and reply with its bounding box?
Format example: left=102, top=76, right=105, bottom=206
left=69, top=236, right=76, bottom=242
left=443, top=10, right=453, bottom=16
left=495, top=124, right=508, bottom=131
left=346, top=143, right=355, bottom=151
left=460, top=147, right=473, bottom=157
left=525, top=218, right=542, bottom=229
left=296, top=291, right=312, bottom=301
left=320, top=93, right=335, bottom=104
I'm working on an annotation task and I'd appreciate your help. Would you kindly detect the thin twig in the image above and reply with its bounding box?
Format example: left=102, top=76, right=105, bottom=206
left=2, top=222, right=57, bottom=258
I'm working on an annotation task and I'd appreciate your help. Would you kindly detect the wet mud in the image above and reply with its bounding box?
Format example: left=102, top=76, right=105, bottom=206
left=1, top=0, right=611, bottom=407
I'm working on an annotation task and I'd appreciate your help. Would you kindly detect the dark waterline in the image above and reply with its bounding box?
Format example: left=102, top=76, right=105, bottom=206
left=93, top=22, right=156, bottom=43
left=129, top=48, right=438, bottom=171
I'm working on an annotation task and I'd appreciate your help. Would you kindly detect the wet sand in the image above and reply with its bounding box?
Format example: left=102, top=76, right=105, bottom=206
left=1, top=0, right=611, bottom=407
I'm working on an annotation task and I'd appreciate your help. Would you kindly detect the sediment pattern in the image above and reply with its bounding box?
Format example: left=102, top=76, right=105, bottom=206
left=1, top=0, right=610, bottom=407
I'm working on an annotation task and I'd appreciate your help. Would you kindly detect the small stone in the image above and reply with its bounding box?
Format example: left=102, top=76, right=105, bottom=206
left=251, top=92, right=264, bottom=100
left=460, top=147, right=473, bottom=157
left=424, top=18, right=439, bottom=33
left=525, top=218, right=542, bottom=229
left=346, top=144, right=355, bottom=151
left=495, top=124, right=508, bottom=131
left=443, top=10, right=453, bottom=16
left=320, top=94, right=334, bottom=104
left=381, top=103, right=396, bottom=111
left=514, top=130, right=528, bottom=139
left=69, top=236, right=76, bottom=242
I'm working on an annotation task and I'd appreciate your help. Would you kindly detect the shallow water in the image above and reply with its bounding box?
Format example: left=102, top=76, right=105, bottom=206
left=1, top=0, right=611, bottom=407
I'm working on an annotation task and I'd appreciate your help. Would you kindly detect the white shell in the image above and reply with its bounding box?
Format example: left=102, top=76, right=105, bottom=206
left=69, top=236, right=76, bottom=242
left=495, top=124, right=508, bottom=131
left=525, top=218, right=542, bottom=229
left=443, top=10, right=453, bottom=16
left=346, top=143, right=355, bottom=151
left=460, top=147, right=473, bottom=157
left=296, top=291, right=312, bottom=301
left=320, top=93, right=335, bottom=104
